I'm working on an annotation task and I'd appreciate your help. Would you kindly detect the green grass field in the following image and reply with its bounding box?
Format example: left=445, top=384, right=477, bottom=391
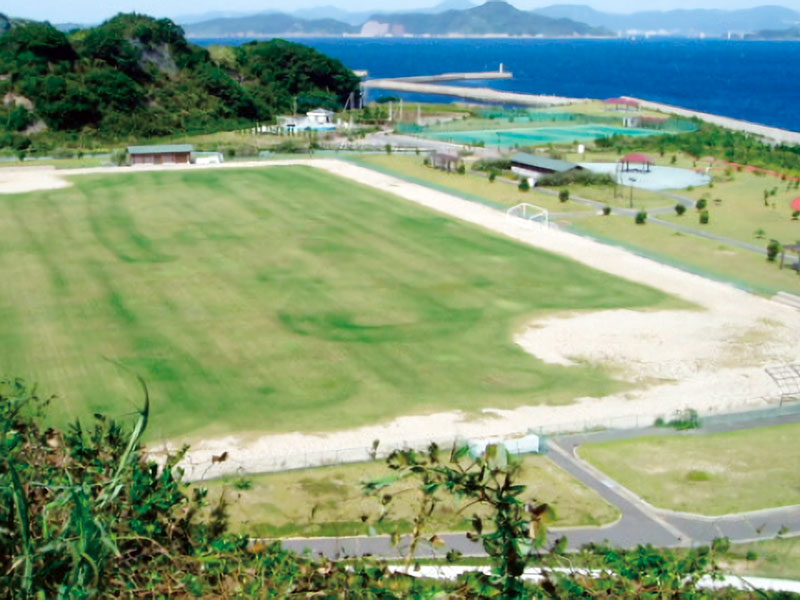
left=579, top=422, right=800, bottom=515
left=0, top=166, right=672, bottom=440
left=205, top=454, right=619, bottom=538
left=352, top=154, right=596, bottom=213
left=571, top=215, right=800, bottom=295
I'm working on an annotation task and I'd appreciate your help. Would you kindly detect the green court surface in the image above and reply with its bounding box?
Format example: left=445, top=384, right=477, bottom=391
left=425, top=124, right=662, bottom=147
left=0, top=166, right=672, bottom=440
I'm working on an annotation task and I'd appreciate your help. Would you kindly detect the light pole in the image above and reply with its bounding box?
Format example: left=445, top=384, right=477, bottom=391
left=628, top=177, right=637, bottom=208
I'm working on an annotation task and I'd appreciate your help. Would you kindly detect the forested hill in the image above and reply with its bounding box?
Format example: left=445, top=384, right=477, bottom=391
left=0, top=13, right=360, bottom=143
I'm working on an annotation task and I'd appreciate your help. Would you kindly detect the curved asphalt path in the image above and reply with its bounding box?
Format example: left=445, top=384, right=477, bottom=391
left=282, top=408, right=800, bottom=559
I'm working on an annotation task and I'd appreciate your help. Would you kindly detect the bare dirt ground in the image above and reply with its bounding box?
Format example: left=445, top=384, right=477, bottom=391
left=0, top=166, right=72, bottom=194
left=3, top=160, right=798, bottom=480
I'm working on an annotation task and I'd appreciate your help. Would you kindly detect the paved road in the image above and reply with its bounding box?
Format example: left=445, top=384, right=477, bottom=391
left=282, top=409, right=800, bottom=559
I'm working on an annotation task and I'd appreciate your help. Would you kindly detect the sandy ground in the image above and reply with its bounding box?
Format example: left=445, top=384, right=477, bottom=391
left=2, top=160, right=799, bottom=480
left=0, top=166, right=73, bottom=194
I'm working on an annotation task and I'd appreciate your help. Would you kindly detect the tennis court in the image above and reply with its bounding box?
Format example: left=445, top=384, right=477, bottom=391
left=425, top=124, right=662, bottom=146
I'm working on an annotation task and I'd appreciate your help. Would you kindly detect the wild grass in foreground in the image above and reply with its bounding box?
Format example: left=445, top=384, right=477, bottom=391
left=0, top=166, right=672, bottom=439
left=3, top=379, right=763, bottom=598
left=204, top=453, right=619, bottom=538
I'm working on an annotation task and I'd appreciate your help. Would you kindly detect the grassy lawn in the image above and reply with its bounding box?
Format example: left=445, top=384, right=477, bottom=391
left=658, top=168, right=800, bottom=247
left=723, top=537, right=800, bottom=581
left=570, top=216, right=800, bottom=295
left=204, top=454, right=619, bottom=538
left=579, top=422, right=800, bottom=515
left=560, top=183, right=674, bottom=211
left=352, top=153, right=596, bottom=213
left=0, top=166, right=672, bottom=440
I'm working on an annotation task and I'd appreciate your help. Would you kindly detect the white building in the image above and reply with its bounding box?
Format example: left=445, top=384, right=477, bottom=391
left=278, top=108, right=337, bottom=133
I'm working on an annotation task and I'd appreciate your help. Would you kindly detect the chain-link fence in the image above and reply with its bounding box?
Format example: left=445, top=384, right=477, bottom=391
left=176, top=396, right=797, bottom=482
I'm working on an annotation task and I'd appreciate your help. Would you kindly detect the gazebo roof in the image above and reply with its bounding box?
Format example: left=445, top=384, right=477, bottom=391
left=791, top=196, right=800, bottom=211
left=604, top=97, right=639, bottom=106
left=620, top=152, right=653, bottom=164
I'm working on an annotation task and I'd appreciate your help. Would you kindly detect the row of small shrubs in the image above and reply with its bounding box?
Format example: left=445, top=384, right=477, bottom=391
left=537, top=170, right=614, bottom=187
left=472, top=158, right=512, bottom=172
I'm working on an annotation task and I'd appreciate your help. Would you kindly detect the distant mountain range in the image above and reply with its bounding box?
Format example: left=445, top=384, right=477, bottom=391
left=746, top=24, right=800, bottom=38
left=182, top=0, right=611, bottom=37
left=53, top=2, right=800, bottom=40
left=362, top=1, right=610, bottom=36
left=530, top=4, right=800, bottom=37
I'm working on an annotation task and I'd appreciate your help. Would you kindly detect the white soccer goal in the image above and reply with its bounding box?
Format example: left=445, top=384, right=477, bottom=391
left=506, top=203, right=549, bottom=229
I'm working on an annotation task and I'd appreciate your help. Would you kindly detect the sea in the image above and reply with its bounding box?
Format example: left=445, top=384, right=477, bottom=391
left=194, top=38, right=800, bottom=134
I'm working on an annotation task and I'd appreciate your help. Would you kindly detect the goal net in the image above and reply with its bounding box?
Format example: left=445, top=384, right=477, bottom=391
left=506, top=203, right=549, bottom=229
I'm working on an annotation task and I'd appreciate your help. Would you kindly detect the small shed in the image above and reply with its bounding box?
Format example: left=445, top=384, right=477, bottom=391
left=510, top=152, right=582, bottom=181
left=623, top=115, right=668, bottom=128
left=431, top=152, right=462, bottom=171
left=468, top=433, right=540, bottom=459
left=128, top=144, right=194, bottom=165
left=306, top=108, right=335, bottom=128
left=619, top=152, right=653, bottom=173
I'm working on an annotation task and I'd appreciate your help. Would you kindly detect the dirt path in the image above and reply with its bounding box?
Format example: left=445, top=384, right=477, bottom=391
left=2, top=160, right=798, bottom=480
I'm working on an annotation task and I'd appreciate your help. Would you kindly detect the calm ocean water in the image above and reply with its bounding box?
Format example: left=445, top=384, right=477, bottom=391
left=196, top=38, right=800, bottom=133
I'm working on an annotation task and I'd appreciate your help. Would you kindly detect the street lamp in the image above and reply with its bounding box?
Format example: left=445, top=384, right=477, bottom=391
left=628, top=177, right=637, bottom=208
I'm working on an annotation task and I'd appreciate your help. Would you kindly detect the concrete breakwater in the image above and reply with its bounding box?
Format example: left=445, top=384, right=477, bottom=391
left=626, top=96, right=800, bottom=146
left=362, top=79, right=585, bottom=107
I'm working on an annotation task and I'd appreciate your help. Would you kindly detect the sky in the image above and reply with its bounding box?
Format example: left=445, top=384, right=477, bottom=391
left=5, top=0, right=800, bottom=24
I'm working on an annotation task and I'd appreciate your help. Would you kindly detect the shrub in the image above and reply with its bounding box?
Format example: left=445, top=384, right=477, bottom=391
left=793, top=210, right=799, bottom=220
left=456, top=163, right=466, bottom=175
left=602, top=205, right=611, bottom=216
left=558, top=188, right=570, bottom=203
left=687, top=470, right=712, bottom=482
left=518, top=178, right=530, bottom=192
left=537, top=170, right=613, bottom=187
left=699, top=210, right=709, bottom=225
left=675, top=203, right=686, bottom=216
left=472, top=158, right=511, bottom=172
left=745, top=550, right=759, bottom=561
left=384, top=143, right=392, bottom=155
left=766, top=239, right=782, bottom=262
left=635, top=210, right=647, bottom=224
left=695, top=198, right=707, bottom=210
left=488, top=170, right=497, bottom=182
left=271, top=139, right=307, bottom=154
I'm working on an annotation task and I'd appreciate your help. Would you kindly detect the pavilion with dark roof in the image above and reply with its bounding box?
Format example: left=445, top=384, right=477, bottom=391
left=510, top=153, right=583, bottom=180
left=619, top=152, right=654, bottom=173
left=604, top=97, right=640, bottom=111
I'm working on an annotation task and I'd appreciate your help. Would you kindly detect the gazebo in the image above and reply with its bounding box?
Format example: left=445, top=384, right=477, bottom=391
left=604, top=97, right=640, bottom=112
left=619, top=152, right=653, bottom=173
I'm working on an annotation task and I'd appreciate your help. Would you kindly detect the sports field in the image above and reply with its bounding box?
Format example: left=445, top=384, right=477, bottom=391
left=0, top=166, right=671, bottom=440
left=426, top=124, right=660, bottom=147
